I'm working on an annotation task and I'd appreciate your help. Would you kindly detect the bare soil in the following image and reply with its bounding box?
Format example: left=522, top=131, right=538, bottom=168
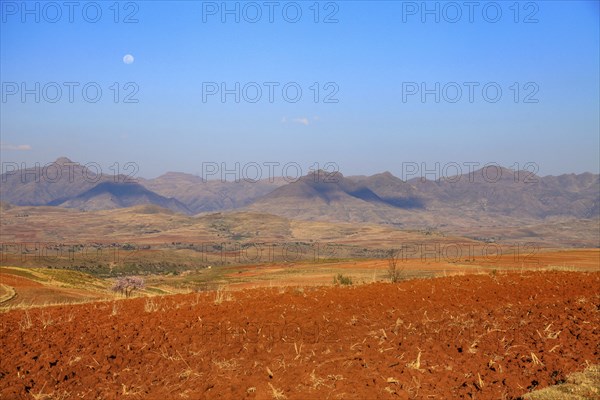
left=1, top=271, right=598, bottom=399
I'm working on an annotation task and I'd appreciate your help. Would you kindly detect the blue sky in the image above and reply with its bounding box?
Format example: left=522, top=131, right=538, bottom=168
left=1, top=1, right=599, bottom=179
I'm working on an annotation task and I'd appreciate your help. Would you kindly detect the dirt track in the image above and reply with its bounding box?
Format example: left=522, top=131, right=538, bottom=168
left=1, top=271, right=598, bottom=399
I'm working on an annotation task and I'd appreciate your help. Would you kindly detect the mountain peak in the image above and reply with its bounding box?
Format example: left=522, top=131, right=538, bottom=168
left=371, top=171, right=398, bottom=180
left=54, top=157, right=74, bottom=165
left=300, top=169, right=344, bottom=182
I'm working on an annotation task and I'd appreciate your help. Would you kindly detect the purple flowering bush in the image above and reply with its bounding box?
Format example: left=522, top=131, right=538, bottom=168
left=111, top=276, right=145, bottom=298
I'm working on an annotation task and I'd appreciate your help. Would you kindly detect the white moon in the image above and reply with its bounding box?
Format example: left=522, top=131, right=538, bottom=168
left=123, top=54, right=134, bottom=64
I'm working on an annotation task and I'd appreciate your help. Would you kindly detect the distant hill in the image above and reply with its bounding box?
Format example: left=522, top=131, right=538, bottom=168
left=246, top=170, right=428, bottom=224
left=140, top=172, right=285, bottom=213
left=0, top=157, right=129, bottom=206
left=353, top=171, right=424, bottom=209
left=246, top=167, right=599, bottom=226
left=407, top=167, right=600, bottom=219
left=53, top=182, right=191, bottom=214
left=258, top=170, right=386, bottom=204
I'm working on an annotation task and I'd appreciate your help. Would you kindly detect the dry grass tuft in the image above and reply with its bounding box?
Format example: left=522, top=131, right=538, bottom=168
left=110, top=301, right=120, bottom=316
left=19, top=310, right=33, bottom=330
left=214, top=287, right=233, bottom=304
left=144, top=297, right=160, bottom=312
left=522, top=364, right=600, bottom=399
left=406, top=350, right=423, bottom=371
left=38, top=311, right=54, bottom=329
left=268, top=382, right=287, bottom=399
left=310, top=369, right=325, bottom=389
left=212, top=358, right=238, bottom=370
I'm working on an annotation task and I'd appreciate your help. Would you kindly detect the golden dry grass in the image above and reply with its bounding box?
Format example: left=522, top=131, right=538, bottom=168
left=522, top=364, right=600, bottom=400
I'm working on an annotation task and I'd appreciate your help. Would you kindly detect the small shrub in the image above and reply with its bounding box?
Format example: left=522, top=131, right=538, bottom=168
left=333, top=273, right=353, bottom=286
left=387, top=249, right=405, bottom=283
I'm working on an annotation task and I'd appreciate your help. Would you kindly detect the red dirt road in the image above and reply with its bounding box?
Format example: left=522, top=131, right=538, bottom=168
left=1, top=271, right=599, bottom=399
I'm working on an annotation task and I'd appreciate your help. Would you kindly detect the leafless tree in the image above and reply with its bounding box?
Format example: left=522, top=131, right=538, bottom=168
left=387, top=249, right=405, bottom=283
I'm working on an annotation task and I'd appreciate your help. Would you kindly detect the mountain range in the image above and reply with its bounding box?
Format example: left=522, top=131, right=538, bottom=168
left=1, top=158, right=598, bottom=229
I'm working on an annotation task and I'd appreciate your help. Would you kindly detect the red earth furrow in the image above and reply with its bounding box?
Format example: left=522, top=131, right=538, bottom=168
left=0, top=271, right=598, bottom=399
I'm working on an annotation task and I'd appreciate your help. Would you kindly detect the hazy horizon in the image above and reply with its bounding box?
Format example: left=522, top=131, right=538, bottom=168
left=1, top=154, right=599, bottom=182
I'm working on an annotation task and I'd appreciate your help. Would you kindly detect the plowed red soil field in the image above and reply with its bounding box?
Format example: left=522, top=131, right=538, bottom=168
left=1, top=271, right=599, bottom=399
